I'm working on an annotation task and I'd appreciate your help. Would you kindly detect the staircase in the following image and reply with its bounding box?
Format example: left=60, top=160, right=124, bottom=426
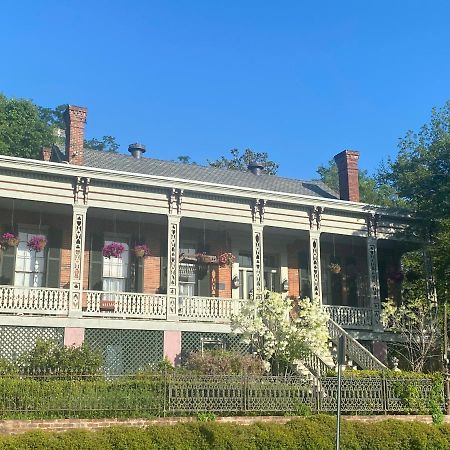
left=299, top=317, right=386, bottom=380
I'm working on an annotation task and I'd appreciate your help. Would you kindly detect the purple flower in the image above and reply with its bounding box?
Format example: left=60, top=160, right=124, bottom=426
left=102, top=242, right=126, bottom=258
left=133, top=244, right=150, bottom=258
left=27, top=235, right=47, bottom=252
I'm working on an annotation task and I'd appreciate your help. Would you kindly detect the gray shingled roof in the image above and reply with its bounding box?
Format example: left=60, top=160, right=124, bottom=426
left=81, top=148, right=338, bottom=199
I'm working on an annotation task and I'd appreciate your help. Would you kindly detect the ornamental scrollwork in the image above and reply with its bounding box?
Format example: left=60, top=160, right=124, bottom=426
left=168, top=188, right=184, bottom=215
left=308, top=206, right=323, bottom=231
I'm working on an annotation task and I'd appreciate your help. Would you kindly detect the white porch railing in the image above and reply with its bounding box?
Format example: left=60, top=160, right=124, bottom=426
left=84, top=291, right=167, bottom=319
left=179, top=296, right=243, bottom=323
left=323, top=305, right=373, bottom=329
left=0, top=285, right=69, bottom=315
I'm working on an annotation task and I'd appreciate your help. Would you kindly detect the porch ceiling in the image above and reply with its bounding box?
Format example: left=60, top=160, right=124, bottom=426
left=0, top=198, right=72, bottom=216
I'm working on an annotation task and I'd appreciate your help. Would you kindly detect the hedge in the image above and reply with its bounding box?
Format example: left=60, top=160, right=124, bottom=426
left=0, top=417, right=450, bottom=449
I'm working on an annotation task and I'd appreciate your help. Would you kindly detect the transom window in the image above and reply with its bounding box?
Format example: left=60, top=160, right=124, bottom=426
left=14, top=231, right=46, bottom=288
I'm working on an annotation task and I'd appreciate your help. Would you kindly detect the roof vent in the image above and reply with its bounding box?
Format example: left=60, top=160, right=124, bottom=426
left=128, top=143, right=146, bottom=159
left=247, top=161, right=264, bottom=176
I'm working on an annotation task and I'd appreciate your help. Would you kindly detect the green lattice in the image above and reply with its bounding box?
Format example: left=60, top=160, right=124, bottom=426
left=0, top=326, right=64, bottom=362
left=85, top=328, right=164, bottom=375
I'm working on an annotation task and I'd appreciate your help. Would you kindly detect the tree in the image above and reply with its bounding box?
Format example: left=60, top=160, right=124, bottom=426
left=176, top=155, right=197, bottom=164
left=317, top=159, right=403, bottom=207
left=0, top=94, right=54, bottom=159
left=381, top=295, right=441, bottom=372
left=380, top=101, right=450, bottom=287
left=84, top=136, right=119, bottom=153
left=208, top=148, right=279, bottom=175
left=231, top=291, right=329, bottom=374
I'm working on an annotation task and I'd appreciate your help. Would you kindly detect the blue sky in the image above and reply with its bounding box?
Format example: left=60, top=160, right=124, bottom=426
left=1, top=1, right=449, bottom=180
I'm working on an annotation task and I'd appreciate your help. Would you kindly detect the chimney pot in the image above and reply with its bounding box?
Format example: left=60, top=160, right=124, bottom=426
left=247, top=161, right=264, bottom=176
left=334, top=150, right=360, bottom=202
left=128, top=143, right=146, bottom=159
left=63, top=105, right=88, bottom=165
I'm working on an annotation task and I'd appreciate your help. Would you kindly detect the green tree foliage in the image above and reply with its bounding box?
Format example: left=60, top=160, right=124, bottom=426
left=38, top=104, right=67, bottom=129
left=380, top=101, right=450, bottom=282
left=0, top=94, right=54, bottom=159
left=84, top=136, right=119, bottom=153
left=208, top=148, right=279, bottom=175
left=317, top=159, right=402, bottom=206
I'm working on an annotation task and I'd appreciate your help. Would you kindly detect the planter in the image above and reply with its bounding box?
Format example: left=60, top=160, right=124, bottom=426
left=0, top=232, right=19, bottom=250
left=329, top=263, right=341, bottom=274
left=27, top=235, right=47, bottom=252
left=133, top=244, right=150, bottom=258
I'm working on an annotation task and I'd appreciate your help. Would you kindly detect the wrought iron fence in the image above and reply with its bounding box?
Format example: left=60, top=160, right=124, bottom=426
left=0, top=371, right=442, bottom=419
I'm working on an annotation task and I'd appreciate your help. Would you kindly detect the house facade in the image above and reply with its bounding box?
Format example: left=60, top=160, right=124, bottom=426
left=0, top=105, right=428, bottom=373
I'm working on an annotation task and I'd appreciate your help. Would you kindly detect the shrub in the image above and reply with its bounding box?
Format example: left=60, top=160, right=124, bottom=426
left=185, top=350, right=266, bottom=375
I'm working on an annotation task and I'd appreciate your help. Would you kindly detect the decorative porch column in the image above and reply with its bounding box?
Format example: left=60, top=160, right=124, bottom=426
left=68, top=177, right=90, bottom=318
left=166, top=188, right=183, bottom=321
left=69, top=204, right=88, bottom=317
left=366, top=214, right=382, bottom=331
left=252, top=223, right=264, bottom=302
left=308, top=206, right=323, bottom=304
left=423, top=249, right=438, bottom=306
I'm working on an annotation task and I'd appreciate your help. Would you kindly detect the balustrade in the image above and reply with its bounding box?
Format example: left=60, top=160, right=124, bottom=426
left=0, top=285, right=69, bottom=315
left=179, top=295, right=243, bottom=322
left=323, top=305, right=373, bottom=329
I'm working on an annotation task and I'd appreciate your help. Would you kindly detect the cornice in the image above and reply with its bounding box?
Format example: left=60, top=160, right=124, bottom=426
left=0, top=155, right=415, bottom=220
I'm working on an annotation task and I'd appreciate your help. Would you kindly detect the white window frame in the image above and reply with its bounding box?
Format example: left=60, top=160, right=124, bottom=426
left=102, top=236, right=130, bottom=293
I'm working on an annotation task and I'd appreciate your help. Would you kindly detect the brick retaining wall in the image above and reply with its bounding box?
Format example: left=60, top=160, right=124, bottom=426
left=0, top=415, right=448, bottom=435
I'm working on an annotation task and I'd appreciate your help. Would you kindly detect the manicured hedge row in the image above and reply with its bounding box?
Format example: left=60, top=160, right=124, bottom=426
left=0, top=416, right=449, bottom=449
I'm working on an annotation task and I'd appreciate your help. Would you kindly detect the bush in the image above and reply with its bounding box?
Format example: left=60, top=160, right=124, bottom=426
left=185, top=350, right=266, bottom=375
left=1, top=418, right=450, bottom=449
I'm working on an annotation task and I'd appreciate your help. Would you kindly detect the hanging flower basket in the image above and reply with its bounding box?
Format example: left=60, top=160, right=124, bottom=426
left=387, top=270, right=404, bottom=283
left=329, top=263, right=341, bottom=274
left=133, top=244, right=150, bottom=258
left=196, top=253, right=217, bottom=264
left=102, top=242, right=125, bottom=259
left=0, top=232, right=19, bottom=250
left=27, top=235, right=47, bottom=252
left=217, top=252, right=236, bottom=268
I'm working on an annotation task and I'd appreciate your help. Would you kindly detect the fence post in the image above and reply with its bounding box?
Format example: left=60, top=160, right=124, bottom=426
left=382, top=371, right=387, bottom=414
left=163, top=369, right=167, bottom=418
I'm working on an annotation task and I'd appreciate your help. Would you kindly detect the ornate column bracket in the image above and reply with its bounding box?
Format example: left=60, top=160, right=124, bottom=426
left=73, top=177, right=90, bottom=205
left=367, top=236, right=382, bottom=331
left=252, top=223, right=264, bottom=303
left=166, top=214, right=181, bottom=321
left=251, top=199, right=266, bottom=224
left=69, top=204, right=88, bottom=317
left=168, top=188, right=184, bottom=215
left=366, top=213, right=380, bottom=237
left=308, top=206, right=323, bottom=231
left=309, top=230, right=322, bottom=303
left=423, top=250, right=438, bottom=306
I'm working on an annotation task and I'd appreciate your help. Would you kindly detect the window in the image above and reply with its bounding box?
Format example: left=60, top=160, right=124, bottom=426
left=14, top=231, right=46, bottom=287
left=102, top=240, right=129, bottom=292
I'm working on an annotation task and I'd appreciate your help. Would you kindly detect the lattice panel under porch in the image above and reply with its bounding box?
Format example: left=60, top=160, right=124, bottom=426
left=181, top=331, right=249, bottom=359
left=0, top=326, right=64, bottom=362
left=85, top=328, right=164, bottom=375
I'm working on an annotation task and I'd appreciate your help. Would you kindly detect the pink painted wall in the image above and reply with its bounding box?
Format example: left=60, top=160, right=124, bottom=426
left=164, top=330, right=181, bottom=365
left=64, top=327, right=85, bottom=347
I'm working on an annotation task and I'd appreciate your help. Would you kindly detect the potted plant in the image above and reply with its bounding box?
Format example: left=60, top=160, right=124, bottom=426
left=102, top=242, right=125, bottom=259
left=217, top=252, right=236, bottom=268
left=133, top=243, right=150, bottom=258
left=0, top=232, right=19, bottom=250
left=27, top=235, right=47, bottom=252
left=329, top=262, right=341, bottom=274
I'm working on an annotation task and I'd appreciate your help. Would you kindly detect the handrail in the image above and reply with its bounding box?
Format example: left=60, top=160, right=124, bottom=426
left=302, top=350, right=333, bottom=378
left=327, top=318, right=387, bottom=371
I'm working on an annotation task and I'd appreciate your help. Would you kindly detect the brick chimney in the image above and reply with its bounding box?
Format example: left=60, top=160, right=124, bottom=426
left=63, top=105, right=88, bottom=165
left=334, top=150, right=360, bottom=202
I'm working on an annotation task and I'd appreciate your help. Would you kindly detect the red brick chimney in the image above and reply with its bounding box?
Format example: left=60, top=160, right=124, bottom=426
left=334, top=150, right=360, bottom=202
left=63, top=105, right=88, bottom=165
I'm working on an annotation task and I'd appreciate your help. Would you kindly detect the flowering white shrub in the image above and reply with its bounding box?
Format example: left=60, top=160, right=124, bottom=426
left=231, top=291, right=329, bottom=373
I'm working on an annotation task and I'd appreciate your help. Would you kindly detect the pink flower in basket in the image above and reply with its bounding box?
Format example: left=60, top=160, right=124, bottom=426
left=27, top=235, right=47, bottom=252
left=218, top=252, right=236, bottom=267
left=102, top=242, right=126, bottom=258
left=0, top=232, right=19, bottom=249
left=133, top=244, right=150, bottom=258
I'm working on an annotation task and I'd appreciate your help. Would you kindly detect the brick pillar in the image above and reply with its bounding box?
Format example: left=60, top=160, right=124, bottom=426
left=143, top=232, right=161, bottom=294
left=164, top=330, right=181, bottom=365
left=64, top=105, right=88, bottom=165
left=287, top=244, right=300, bottom=298
left=334, top=150, right=360, bottom=202
left=372, top=341, right=388, bottom=365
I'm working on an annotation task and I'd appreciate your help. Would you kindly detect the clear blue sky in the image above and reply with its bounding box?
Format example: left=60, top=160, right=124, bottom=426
left=1, top=1, right=449, bottom=180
